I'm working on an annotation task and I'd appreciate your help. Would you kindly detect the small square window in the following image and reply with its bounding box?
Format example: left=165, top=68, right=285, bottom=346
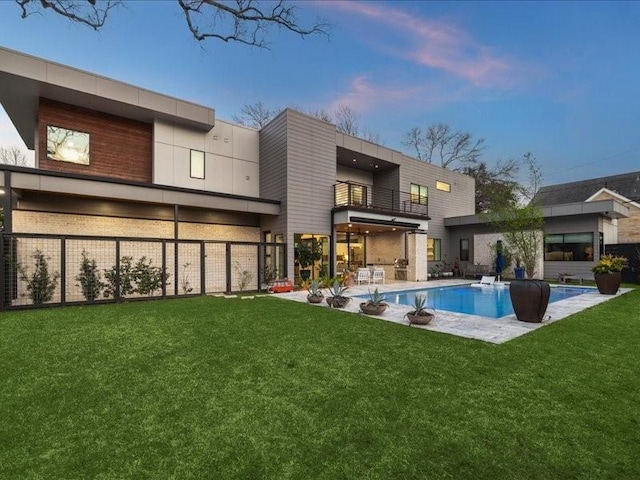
left=190, top=150, right=205, bottom=179
left=436, top=181, right=451, bottom=192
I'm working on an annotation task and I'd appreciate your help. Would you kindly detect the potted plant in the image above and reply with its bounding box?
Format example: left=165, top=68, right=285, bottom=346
left=296, top=238, right=322, bottom=281
left=514, top=257, right=525, bottom=279
left=326, top=279, right=350, bottom=308
left=592, top=254, right=628, bottom=295
left=306, top=279, right=324, bottom=304
left=359, top=287, right=388, bottom=315
left=405, top=294, right=434, bottom=325
left=429, top=265, right=441, bottom=279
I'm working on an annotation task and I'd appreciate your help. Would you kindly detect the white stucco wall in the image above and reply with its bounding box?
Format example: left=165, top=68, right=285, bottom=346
left=474, top=231, right=545, bottom=279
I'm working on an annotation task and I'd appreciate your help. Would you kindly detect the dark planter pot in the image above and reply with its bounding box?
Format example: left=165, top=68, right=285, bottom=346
left=307, top=293, right=324, bottom=304
left=406, top=311, right=434, bottom=325
left=594, top=272, right=621, bottom=295
left=326, top=296, right=350, bottom=309
left=514, top=267, right=526, bottom=280
left=360, top=302, right=388, bottom=315
left=509, top=279, right=550, bottom=323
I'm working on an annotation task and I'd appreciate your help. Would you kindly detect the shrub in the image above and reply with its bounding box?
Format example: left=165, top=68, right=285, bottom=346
left=75, top=250, right=105, bottom=301
left=104, top=256, right=135, bottom=299
left=19, top=249, right=60, bottom=305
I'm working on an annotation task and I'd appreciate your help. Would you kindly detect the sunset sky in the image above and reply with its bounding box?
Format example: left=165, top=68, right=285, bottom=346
left=0, top=0, right=638, bottom=186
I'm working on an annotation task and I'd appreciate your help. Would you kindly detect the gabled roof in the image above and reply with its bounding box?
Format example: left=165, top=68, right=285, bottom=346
left=532, top=170, right=640, bottom=206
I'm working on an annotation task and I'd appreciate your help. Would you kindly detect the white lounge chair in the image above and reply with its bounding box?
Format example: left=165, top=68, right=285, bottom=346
left=372, top=268, right=385, bottom=285
left=471, top=275, right=496, bottom=287
left=356, top=268, right=371, bottom=285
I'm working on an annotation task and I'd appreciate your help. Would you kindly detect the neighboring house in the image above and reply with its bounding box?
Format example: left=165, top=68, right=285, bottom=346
left=0, top=47, right=476, bottom=286
left=533, top=172, right=640, bottom=244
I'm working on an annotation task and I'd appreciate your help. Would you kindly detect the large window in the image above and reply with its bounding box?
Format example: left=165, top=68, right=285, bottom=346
left=460, top=238, right=470, bottom=262
left=47, top=126, right=90, bottom=165
left=190, top=150, right=205, bottom=179
left=411, top=183, right=428, bottom=205
left=544, top=232, right=594, bottom=261
left=427, top=238, right=441, bottom=262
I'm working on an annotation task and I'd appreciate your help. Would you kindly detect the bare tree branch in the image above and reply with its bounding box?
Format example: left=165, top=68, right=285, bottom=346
left=178, top=0, right=328, bottom=47
left=361, top=127, right=383, bottom=145
left=403, top=122, right=484, bottom=169
left=334, top=105, right=359, bottom=136
left=16, top=0, right=121, bottom=30
left=308, top=109, right=333, bottom=123
left=520, top=151, right=543, bottom=202
left=15, top=0, right=329, bottom=48
left=0, top=146, right=28, bottom=166
left=402, top=127, right=425, bottom=161
left=233, top=101, right=276, bottom=129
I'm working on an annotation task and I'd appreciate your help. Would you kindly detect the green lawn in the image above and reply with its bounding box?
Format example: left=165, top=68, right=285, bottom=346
left=1, top=290, right=639, bottom=479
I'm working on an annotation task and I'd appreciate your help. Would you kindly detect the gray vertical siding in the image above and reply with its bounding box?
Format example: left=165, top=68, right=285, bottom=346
left=397, top=155, right=475, bottom=262
left=259, top=110, right=288, bottom=238
left=260, top=110, right=337, bottom=278
left=285, top=110, right=337, bottom=236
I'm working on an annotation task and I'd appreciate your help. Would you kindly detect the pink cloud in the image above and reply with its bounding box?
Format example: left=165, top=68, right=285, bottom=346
left=326, top=74, right=471, bottom=115
left=322, top=1, right=523, bottom=88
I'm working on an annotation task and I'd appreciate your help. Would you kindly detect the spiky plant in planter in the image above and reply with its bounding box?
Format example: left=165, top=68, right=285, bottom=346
left=405, top=294, right=434, bottom=325
left=360, top=287, right=388, bottom=315
left=306, top=279, right=324, bottom=304
left=326, top=279, right=350, bottom=308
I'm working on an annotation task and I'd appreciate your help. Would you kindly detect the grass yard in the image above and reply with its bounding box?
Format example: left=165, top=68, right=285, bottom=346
left=1, top=289, right=639, bottom=479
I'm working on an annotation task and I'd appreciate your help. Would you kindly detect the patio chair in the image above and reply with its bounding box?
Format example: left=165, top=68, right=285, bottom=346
left=479, top=275, right=495, bottom=285
left=356, top=268, right=371, bottom=285
left=372, top=268, right=385, bottom=285
left=471, top=275, right=496, bottom=287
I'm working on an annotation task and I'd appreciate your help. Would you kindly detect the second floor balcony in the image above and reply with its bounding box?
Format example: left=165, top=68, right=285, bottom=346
left=333, top=181, right=429, bottom=218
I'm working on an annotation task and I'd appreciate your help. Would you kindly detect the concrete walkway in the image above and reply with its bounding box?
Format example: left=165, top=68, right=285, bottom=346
left=275, top=279, right=632, bottom=344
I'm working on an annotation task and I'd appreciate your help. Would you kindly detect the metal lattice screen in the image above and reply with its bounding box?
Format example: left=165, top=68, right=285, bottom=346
left=0, top=234, right=287, bottom=309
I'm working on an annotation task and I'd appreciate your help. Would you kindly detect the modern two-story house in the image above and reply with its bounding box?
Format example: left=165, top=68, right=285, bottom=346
left=0, top=46, right=476, bottom=293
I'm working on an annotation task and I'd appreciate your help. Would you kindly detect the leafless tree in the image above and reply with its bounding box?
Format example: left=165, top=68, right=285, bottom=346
left=334, top=105, right=359, bottom=136
left=0, top=146, right=28, bottom=166
left=16, top=0, right=328, bottom=48
left=308, top=109, right=333, bottom=123
left=520, top=151, right=543, bottom=202
left=402, top=122, right=484, bottom=169
left=361, top=127, right=383, bottom=145
left=233, top=101, right=276, bottom=129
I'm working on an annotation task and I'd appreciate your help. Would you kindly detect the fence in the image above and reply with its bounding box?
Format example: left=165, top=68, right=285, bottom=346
left=1, top=233, right=287, bottom=310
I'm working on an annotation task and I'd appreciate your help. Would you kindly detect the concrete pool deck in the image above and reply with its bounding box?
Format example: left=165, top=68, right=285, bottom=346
left=275, top=279, right=633, bottom=344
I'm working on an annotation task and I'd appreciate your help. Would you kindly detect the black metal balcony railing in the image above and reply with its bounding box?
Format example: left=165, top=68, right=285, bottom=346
left=333, top=181, right=428, bottom=217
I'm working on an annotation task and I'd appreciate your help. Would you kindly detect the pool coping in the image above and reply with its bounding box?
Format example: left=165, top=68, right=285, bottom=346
left=274, top=279, right=633, bottom=344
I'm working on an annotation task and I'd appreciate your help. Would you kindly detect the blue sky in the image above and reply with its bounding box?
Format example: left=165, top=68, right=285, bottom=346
left=0, top=0, right=639, bottom=186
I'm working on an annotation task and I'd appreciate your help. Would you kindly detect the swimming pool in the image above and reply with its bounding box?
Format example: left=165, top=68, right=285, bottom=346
left=368, top=284, right=595, bottom=319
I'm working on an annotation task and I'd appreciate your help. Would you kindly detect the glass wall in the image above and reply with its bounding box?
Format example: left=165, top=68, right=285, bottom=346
left=294, top=233, right=329, bottom=282
left=336, top=233, right=366, bottom=273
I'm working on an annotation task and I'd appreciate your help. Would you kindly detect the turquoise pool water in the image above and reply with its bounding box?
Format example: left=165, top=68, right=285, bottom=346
left=364, top=285, right=594, bottom=319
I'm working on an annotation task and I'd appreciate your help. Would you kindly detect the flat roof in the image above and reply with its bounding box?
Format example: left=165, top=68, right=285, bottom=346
left=444, top=199, right=630, bottom=227
left=0, top=47, right=215, bottom=149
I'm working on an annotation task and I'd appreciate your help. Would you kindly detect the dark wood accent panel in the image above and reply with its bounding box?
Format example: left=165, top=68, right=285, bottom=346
left=38, top=98, right=152, bottom=183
